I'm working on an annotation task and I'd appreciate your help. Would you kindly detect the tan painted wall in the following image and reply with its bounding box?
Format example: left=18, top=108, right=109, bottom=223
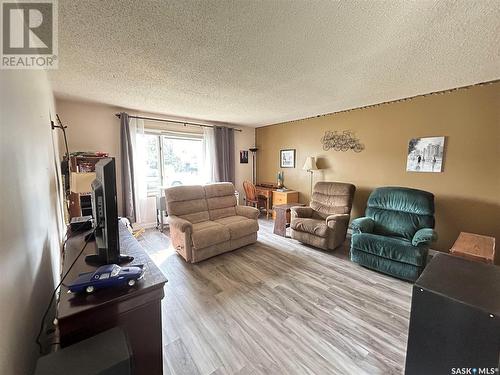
left=55, top=98, right=255, bottom=214
left=256, top=83, right=500, bottom=257
left=55, top=99, right=124, bottom=212
left=234, top=127, right=256, bottom=203
left=0, top=71, right=64, bottom=373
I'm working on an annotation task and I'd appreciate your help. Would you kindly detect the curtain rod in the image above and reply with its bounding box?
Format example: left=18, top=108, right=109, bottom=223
left=115, top=113, right=242, bottom=132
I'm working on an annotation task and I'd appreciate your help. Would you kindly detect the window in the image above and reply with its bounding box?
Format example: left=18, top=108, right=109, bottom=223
left=162, top=135, right=203, bottom=187
left=143, top=134, right=162, bottom=193
left=141, top=132, right=204, bottom=195
left=110, top=265, right=121, bottom=277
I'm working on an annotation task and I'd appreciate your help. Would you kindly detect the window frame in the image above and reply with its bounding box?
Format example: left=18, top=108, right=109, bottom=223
left=143, top=130, right=203, bottom=196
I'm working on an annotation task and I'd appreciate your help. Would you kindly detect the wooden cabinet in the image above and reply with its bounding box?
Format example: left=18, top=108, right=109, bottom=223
left=69, top=192, right=93, bottom=218
left=58, top=222, right=167, bottom=374
left=272, top=191, right=299, bottom=219
left=405, top=253, right=500, bottom=374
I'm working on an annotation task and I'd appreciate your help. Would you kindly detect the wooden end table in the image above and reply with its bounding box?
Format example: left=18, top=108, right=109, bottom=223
left=450, top=232, right=496, bottom=264
left=273, top=203, right=305, bottom=237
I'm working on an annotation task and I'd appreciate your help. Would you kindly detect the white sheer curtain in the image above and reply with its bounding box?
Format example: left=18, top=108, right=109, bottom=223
left=129, top=117, right=149, bottom=224
left=202, top=127, right=216, bottom=184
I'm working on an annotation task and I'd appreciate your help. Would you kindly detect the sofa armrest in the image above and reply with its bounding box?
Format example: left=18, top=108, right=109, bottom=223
left=236, top=205, right=259, bottom=220
left=350, top=217, right=374, bottom=234
left=412, top=228, right=438, bottom=246
left=167, top=215, right=194, bottom=262
left=291, top=206, right=313, bottom=219
left=326, top=214, right=350, bottom=229
left=167, top=215, right=192, bottom=233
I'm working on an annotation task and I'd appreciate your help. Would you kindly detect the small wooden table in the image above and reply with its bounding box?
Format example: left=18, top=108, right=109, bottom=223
left=273, top=203, right=305, bottom=237
left=450, top=232, right=496, bottom=264
left=272, top=190, right=299, bottom=220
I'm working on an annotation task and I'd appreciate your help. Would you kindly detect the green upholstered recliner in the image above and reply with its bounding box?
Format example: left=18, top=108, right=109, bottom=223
left=350, top=187, right=437, bottom=282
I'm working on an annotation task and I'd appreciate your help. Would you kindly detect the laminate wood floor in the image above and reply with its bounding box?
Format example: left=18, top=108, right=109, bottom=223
left=138, top=219, right=412, bottom=375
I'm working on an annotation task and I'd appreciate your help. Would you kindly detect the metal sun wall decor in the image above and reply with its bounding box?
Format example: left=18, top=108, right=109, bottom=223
left=321, top=130, right=365, bottom=152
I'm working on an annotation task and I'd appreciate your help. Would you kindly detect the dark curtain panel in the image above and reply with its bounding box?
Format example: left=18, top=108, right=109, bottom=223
left=213, top=126, right=235, bottom=183
left=120, top=112, right=136, bottom=222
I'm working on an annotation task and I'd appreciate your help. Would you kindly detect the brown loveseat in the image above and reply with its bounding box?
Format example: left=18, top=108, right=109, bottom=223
left=165, top=182, right=259, bottom=263
left=290, top=181, right=355, bottom=250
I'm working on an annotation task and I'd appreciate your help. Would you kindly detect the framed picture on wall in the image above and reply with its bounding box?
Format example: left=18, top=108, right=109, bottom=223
left=240, top=150, right=249, bottom=164
left=280, top=149, right=296, bottom=168
left=406, top=136, right=446, bottom=172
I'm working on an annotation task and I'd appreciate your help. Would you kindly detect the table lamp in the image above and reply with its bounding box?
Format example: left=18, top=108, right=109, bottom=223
left=302, top=157, right=318, bottom=196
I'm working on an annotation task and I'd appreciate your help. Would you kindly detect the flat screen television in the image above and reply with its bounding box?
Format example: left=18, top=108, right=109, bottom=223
left=85, top=158, right=133, bottom=266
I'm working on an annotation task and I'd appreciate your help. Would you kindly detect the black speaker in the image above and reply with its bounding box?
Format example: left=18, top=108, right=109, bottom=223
left=405, top=253, right=500, bottom=375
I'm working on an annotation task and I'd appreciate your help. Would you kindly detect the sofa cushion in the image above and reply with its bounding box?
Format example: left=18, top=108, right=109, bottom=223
left=204, top=182, right=235, bottom=198
left=191, top=221, right=230, bottom=249
left=165, top=185, right=209, bottom=224
left=204, top=182, right=237, bottom=220
left=215, top=215, right=259, bottom=239
left=351, top=233, right=428, bottom=266
left=207, top=195, right=237, bottom=220
left=290, top=218, right=329, bottom=238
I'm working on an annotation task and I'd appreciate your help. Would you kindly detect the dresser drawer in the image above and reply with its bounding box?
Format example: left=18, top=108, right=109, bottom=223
left=273, top=193, right=287, bottom=205
left=272, top=191, right=299, bottom=206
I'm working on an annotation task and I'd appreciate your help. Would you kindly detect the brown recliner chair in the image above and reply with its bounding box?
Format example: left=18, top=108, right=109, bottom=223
left=290, top=182, right=355, bottom=250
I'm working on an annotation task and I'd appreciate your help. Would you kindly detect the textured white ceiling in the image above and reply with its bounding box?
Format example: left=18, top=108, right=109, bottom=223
left=50, top=1, right=500, bottom=127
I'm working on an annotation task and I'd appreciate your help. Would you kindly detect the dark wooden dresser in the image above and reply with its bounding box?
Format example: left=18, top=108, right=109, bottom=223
left=58, top=222, right=167, bottom=374
left=405, top=253, right=500, bottom=374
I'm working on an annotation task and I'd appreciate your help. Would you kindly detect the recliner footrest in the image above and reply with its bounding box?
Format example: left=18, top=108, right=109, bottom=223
left=351, top=248, right=423, bottom=282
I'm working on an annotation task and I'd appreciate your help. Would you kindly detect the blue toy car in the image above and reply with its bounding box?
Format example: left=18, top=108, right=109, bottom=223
left=68, top=264, right=144, bottom=294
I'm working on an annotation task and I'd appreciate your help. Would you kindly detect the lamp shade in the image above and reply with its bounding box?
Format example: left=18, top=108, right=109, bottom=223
left=70, top=172, right=96, bottom=193
left=302, top=157, right=318, bottom=171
